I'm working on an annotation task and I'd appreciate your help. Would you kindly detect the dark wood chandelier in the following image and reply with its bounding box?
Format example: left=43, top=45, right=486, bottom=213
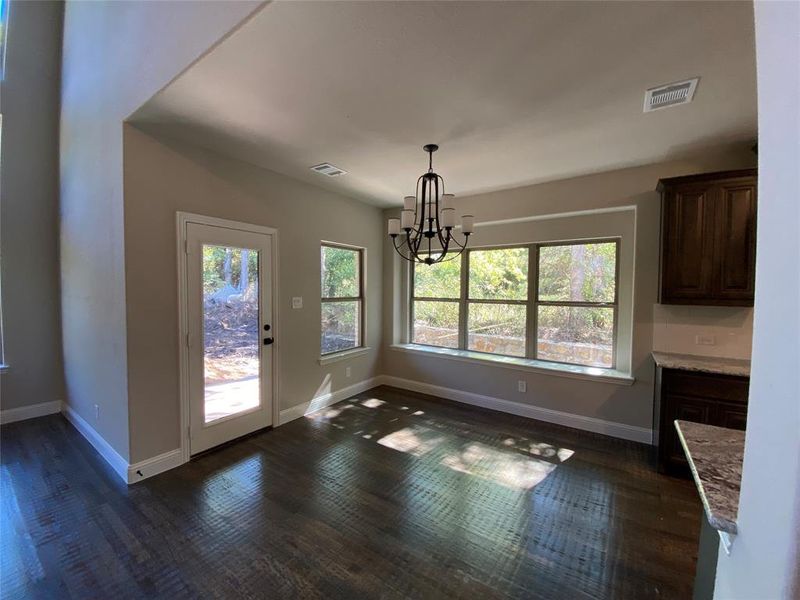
left=388, top=144, right=474, bottom=265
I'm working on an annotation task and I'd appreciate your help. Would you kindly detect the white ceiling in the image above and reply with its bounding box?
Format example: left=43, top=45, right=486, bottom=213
left=131, top=1, right=757, bottom=207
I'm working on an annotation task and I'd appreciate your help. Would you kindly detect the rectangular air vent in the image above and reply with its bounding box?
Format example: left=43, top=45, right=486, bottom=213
left=643, top=78, right=699, bottom=112
left=310, top=163, right=347, bottom=177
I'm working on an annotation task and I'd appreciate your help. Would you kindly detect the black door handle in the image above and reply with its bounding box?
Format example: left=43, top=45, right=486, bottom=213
left=263, top=337, right=274, bottom=345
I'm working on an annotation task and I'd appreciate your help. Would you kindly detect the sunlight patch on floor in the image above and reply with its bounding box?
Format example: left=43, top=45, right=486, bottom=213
left=361, top=398, right=385, bottom=408
left=377, top=426, right=445, bottom=457
left=441, top=442, right=569, bottom=490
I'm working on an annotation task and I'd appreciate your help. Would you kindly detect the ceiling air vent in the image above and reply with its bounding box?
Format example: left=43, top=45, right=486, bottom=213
left=643, top=78, right=699, bottom=112
left=310, top=163, right=347, bottom=177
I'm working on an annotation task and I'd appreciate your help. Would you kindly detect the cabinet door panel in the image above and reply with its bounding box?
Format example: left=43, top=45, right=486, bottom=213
left=716, top=402, right=748, bottom=431
left=661, top=186, right=715, bottom=302
left=715, top=183, right=757, bottom=304
left=660, top=393, right=714, bottom=474
left=662, top=369, right=749, bottom=403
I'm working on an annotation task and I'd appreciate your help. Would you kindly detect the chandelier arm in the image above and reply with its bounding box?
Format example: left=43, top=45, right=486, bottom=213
left=414, top=175, right=423, bottom=220
left=411, top=222, right=423, bottom=256
left=435, top=231, right=451, bottom=263
left=435, top=244, right=465, bottom=263
left=447, top=233, right=466, bottom=251
left=415, top=176, right=427, bottom=255
left=421, top=177, right=427, bottom=236
left=392, top=235, right=412, bottom=262
left=434, top=175, right=441, bottom=236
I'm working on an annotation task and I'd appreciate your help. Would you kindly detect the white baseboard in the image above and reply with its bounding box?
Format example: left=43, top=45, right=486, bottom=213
left=279, top=376, right=384, bottom=425
left=0, top=400, right=62, bottom=424
left=59, top=371, right=650, bottom=487
left=379, top=375, right=653, bottom=444
left=128, top=449, right=184, bottom=483
left=61, top=403, right=129, bottom=483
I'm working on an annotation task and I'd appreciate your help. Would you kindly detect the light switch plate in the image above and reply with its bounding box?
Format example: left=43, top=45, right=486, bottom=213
left=292, top=297, right=303, bottom=309
left=518, top=380, right=527, bottom=393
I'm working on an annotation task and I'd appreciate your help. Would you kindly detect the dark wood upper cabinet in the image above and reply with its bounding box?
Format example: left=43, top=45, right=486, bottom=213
left=658, top=169, right=757, bottom=306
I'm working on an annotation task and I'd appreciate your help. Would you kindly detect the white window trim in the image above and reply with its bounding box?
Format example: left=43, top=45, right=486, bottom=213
left=320, top=241, right=367, bottom=359
left=318, top=346, right=371, bottom=365
left=391, top=343, right=634, bottom=385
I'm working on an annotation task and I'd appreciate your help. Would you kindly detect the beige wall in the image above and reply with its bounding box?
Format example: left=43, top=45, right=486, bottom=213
left=653, top=305, right=753, bottom=360
left=123, top=127, right=383, bottom=463
left=59, top=0, right=264, bottom=459
left=382, top=150, right=757, bottom=431
left=0, top=0, right=64, bottom=410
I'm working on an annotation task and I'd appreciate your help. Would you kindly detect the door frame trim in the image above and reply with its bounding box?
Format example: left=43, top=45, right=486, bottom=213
left=176, top=212, right=280, bottom=462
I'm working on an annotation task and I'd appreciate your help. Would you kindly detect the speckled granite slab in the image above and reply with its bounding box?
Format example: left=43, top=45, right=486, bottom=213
left=675, top=420, right=745, bottom=534
left=652, top=351, right=751, bottom=377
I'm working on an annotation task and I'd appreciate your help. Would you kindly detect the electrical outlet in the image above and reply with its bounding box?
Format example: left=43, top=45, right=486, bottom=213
left=345, top=367, right=352, bottom=378
left=94, top=404, right=100, bottom=421
left=695, top=334, right=716, bottom=346
left=518, top=380, right=527, bottom=393
left=292, top=297, right=303, bottom=309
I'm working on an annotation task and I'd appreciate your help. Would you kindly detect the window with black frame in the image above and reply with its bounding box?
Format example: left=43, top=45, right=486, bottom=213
left=410, top=240, right=619, bottom=369
left=321, top=244, right=364, bottom=355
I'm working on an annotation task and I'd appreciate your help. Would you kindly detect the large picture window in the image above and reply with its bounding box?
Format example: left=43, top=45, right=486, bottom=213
left=410, top=240, right=619, bottom=368
left=321, top=244, right=364, bottom=355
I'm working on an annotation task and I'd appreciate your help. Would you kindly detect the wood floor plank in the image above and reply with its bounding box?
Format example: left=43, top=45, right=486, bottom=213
left=0, top=385, right=700, bottom=599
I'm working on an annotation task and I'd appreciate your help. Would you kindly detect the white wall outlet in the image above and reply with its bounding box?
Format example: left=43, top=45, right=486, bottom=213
left=695, top=334, right=717, bottom=346
left=345, top=367, right=351, bottom=378
left=94, top=404, right=100, bottom=421
left=292, top=297, right=303, bottom=309
left=518, top=380, right=527, bottom=393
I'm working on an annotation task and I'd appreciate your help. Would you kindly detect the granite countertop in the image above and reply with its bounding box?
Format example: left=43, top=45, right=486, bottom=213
left=652, top=351, right=751, bottom=377
left=675, top=420, right=745, bottom=534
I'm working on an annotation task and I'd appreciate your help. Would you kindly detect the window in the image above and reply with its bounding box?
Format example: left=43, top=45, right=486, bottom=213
left=321, top=243, right=364, bottom=355
left=411, top=259, right=461, bottom=349
left=410, top=240, right=618, bottom=368
left=467, top=247, right=529, bottom=357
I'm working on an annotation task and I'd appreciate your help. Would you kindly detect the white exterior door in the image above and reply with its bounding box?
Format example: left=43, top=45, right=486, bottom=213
left=185, top=222, right=274, bottom=455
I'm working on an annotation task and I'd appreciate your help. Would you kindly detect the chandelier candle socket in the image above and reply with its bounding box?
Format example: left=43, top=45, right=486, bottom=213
left=388, top=144, right=473, bottom=265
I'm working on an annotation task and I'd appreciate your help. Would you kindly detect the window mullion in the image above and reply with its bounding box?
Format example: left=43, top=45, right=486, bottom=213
left=458, top=250, right=469, bottom=350
left=526, top=244, right=537, bottom=359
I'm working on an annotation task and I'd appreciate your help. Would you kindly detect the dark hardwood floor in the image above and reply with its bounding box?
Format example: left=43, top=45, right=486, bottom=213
left=1, top=386, right=701, bottom=599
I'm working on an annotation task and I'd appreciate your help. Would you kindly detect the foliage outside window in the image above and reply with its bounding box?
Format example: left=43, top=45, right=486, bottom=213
left=411, top=240, right=618, bottom=368
left=411, top=259, right=461, bottom=349
left=321, top=244, right=364, bottom=355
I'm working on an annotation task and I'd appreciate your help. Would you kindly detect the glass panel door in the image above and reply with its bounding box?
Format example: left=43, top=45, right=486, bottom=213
left=202, top=245, right=260, bottom=423
left=186, top=221, right=274, bottom=455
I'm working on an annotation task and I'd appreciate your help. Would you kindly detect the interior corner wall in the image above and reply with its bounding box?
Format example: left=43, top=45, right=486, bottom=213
left=0, top=1, right=64, bottom=411
left=381, top=150, right=757, bottom=432
left=123, top=127, right=383, bottom=464
left=713, top=1, right=800, bottom=597
left=59, top=0, right=265, bottom=460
